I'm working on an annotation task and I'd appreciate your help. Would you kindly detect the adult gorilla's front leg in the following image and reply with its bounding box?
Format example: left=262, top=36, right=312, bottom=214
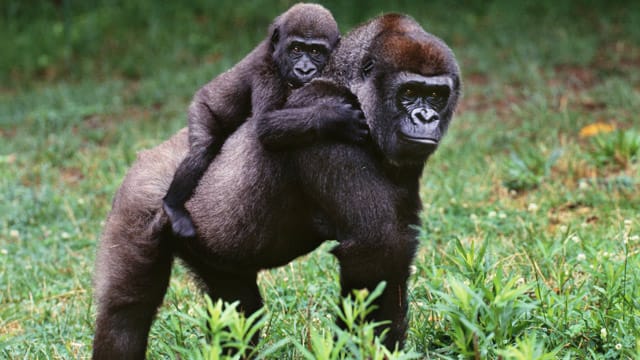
left=331, top=229, right=418, bottom=349
left=295, top=143, right=419, bottom=349
left=195, top=267, right=263, bottom=346
left=192, top=267, right=264, bottom=317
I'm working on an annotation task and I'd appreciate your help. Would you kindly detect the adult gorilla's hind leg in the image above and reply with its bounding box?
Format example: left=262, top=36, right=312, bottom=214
left=92, top=219, right=174, bottom=360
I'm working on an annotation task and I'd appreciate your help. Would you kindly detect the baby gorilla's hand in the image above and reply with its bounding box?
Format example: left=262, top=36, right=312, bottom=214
left=319, top=100, right=369, bottom=144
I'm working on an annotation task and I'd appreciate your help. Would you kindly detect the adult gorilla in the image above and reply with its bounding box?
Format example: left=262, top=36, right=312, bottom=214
left=93, top=13, right=460, bottom=358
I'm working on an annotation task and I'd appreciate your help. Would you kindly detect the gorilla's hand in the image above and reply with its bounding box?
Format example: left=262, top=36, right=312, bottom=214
left=317, top=100, right=369, bottom=144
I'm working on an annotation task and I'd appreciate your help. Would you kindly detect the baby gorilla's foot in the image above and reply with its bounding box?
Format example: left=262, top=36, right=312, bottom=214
left=162, top=203, right=196, bottom=238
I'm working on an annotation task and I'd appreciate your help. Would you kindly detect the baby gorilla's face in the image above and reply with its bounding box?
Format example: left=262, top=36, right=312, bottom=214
left=273, top=34, right=334, bottom=88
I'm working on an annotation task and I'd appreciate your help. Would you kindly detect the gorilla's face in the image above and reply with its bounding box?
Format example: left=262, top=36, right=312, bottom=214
left=273, top=33, right=334, bottom=89
left=345, top=22, right=460, bottom=167
left=356, top=69, right=459, bottom=166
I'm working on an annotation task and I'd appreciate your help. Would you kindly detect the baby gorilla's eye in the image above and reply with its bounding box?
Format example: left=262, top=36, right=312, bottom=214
left=403, top=88, right=415, bottom=97
left=311, top=48, right=319, bottom=55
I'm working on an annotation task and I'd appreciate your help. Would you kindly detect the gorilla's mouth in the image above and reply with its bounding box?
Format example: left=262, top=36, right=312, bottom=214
left=400, top=135, right=439, bottom=145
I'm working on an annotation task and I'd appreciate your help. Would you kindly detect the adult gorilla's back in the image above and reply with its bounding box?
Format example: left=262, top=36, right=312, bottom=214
left=93, top=13, right=460, bottom=358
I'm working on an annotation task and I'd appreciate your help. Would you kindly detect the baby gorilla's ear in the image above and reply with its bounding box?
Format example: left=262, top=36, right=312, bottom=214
left=333, top=35, right=341, bottom=48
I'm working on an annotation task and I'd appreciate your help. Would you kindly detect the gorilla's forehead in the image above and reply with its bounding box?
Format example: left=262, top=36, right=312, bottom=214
left=377, top=33, right=456, bottom=76
left=288, top=26, right=336, bottom=40
left=394, top=72, right=454, bottom=87
left=276, top=3, right=340, bottom=43
left=325, top=13, right=458, bottom=85
left=366, top=13, right=458, bottom=76
left=289, top=35, right=331, bottom=47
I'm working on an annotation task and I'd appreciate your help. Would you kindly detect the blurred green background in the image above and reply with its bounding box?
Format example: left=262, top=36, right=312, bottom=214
left=3, top=0, right=639, bottom=88
left=1, top=0, right=639, bottom=358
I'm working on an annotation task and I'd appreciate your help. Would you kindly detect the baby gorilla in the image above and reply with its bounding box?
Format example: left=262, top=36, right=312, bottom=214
left=163, top=3, right=366, bottom=237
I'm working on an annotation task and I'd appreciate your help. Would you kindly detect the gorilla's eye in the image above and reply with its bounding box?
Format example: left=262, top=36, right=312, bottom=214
left=429, top=87, right=448, bottom=99
left=426, top=86, right=450, bottom=102
left=311, top=48, right=319, bottom=55
left=292, top=46, right=302, bottom=54
left=400, top=86, right=419, bottom=99
left=426, top=86, right=451, bottom=110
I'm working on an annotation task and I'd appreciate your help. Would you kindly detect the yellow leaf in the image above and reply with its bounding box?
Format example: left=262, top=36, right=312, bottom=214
left=579, top=122, right=616, bottom=138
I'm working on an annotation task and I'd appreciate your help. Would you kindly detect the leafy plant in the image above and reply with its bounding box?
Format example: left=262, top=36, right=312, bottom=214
left=503, top=146, right=563, bottom=191
left=157, top=284, right=419, bottom=359
left=497, top=334, right=559, bottom=360
left=421, top=239, right=540, bottom=358
left=161, top=298, right=268, bottom=360
left=297, top=282, right=420, bottom=360
left=588, top=130, right=640, bottom=169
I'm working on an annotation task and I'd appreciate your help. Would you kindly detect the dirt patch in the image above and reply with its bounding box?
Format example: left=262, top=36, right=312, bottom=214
left=0, top=128, right=18, bottom=139
left=0, top=320, right=23, bottom=337
left=551, top=64, right=598, bottom=91
left=61, top=166, right=85, bottom=185
left=74, top=106, right=155, bottom=133
left=594, top=40, right=640, bottom=72
left=548, top=202, right=595, bottom=227
left=458, top=74, right=524, bottom=118
left=460, top=38, right=640, bottom=120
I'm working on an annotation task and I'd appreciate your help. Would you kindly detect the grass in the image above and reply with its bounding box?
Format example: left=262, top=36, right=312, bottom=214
left=1, top=0, right=640, bottom=358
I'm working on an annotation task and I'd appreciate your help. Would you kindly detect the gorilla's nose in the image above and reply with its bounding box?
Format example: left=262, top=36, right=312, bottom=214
left=411, top=108, right=439, bottom=125
left=294, top=66, right=316, bottom=78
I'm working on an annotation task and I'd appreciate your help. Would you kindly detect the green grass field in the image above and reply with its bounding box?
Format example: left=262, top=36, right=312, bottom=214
left=1, top=0, right=639, bottom=358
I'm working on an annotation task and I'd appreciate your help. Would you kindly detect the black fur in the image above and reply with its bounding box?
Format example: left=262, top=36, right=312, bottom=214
left=92, top=13, right=460, bottom=358
left=163, top=3, right=345, bottom=238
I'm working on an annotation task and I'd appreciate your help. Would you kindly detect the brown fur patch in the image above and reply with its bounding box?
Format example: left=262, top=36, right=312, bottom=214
left=373, top=14, right=456, bottom=76
left=275, top=3, right=339, bottom=42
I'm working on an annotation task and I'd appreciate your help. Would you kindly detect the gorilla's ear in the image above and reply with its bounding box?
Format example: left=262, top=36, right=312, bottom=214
left=334, top=35, right=342, bottom=48
left=361, top=56, right=375, bottom=79
left=270, top=26, right=280, bottom=48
